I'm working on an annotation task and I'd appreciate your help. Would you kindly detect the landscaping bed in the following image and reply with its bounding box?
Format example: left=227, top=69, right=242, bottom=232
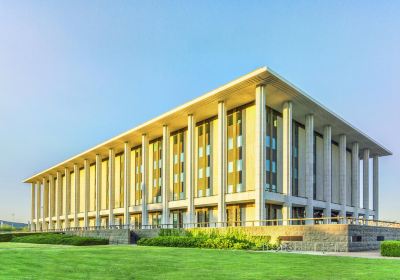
left=0, top=232, right=108, bottom=246
left=381, top=241, right=400, bottom=257
left=137, top=228, right=276, bottom=250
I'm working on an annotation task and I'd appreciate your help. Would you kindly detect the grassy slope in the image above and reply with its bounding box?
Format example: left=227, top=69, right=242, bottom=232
left=0, top=243, right=399, bottom=280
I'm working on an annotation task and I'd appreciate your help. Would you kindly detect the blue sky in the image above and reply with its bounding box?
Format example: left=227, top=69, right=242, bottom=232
left=0, top=1, right=399, bottom=222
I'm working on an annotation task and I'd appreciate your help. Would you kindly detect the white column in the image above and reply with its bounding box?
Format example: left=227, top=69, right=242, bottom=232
left=73, top=164, right=80, bottom=227
left=305, top=114, right=314, bottom=225
left=42, top=178, right=48, bottom=230
left=36, top=181, right=41, bottom=230
left=351, top=142, right=360, bottom=220
left=373, top=156, right=379, bottom=220
left=56, top=171, right=62, bottom=229
left=363, top=149, right=370, bottom=219
left=282, top=101, right=292, bottom=225
left=65, top=168, right=71, bottom=229
left=31, top=183, right=36, bottom=231
left=83, top=159, right=90, bottom=228
left=217, top=101, right=227, bottom=226
left=108, top=149, right=115, bottom=226
left=339, top=134, right=347, bottom=222
left=95, top=155, right=102, bottom=227
left=187, top=114, right=195, bottom=226
left=323, top=125, right=332, bottom=223
left=48, top=175, right=54, bottom=230
left=141, top=134, right=149, bottom=226
left=255, top=84, right=266, bottom=225
left=162, top=125, right=170, bottom=225
left=124, top=143, right=131, bottom=227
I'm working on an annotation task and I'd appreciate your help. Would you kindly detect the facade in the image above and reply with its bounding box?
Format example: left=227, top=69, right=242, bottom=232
left=24, top=67, right=391, bottom=231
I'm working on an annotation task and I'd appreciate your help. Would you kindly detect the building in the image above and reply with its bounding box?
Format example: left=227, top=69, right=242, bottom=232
left=24, top=67, right=391, bottom=231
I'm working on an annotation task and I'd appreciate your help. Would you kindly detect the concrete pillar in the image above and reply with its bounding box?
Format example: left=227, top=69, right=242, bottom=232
left=217, top=101, right=227, bottom=226
left=83, top=159, right=90, bottom=228
left=162, top=125, right=170, bottom=225
left=373, top=156, right=379, bottom=220
left=108, top=149, right=115, bottom=226
left=31, top=183, right=36, bottom=231
left=282, top=101, right=292, bottom=225
left=255, top=84, right=267, bottom=225
left=56, top=171, right=62, bottom=229
left=339, top=134, right=347, bottom=223
left=95, top=155, right=102, bottom=227
left=36, top=181, right=41, bottom=230
left=141, top=134, right=149, bottom=226
left=351, top=142, right=360, bottom=220
left=187, top=114, right=195, bottom=226
left=42, top=178, right=48, bottom=230
left=73, top=164, right=80, bottom=227
left=65, top=168, right=71, bottom=229
left=48, top=175, right=54, bottom=230
left=305, top=114, right=314, bottom=225
left=323, top=125, right=332, bottom=223
left=124, top=143, right=131, bottom=227
left=363, top=149, right=370, bottom=219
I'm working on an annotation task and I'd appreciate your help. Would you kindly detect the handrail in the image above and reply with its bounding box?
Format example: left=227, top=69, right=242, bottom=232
left=29, top=216, right=400, bottom=232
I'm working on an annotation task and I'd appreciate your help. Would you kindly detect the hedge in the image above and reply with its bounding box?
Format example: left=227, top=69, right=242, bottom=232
left=138, top=236, right=204, bottom=248
left=11, top=233, right=109, bottom=246
left=138, top=230, right=276, bottom=250
left=0, top=232, right=38, bottom=242
left=381, top=241, right=400, bottom=257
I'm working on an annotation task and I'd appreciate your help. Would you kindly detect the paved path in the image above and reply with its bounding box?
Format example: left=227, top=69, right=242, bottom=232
left=272, top=250, right=400, bottom=260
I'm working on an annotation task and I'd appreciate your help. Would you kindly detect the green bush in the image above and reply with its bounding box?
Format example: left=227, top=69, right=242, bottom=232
left=0, top=232, right=39, bottom=242
left=11, top=233, right=109, bottom=246
left=0, top=225, right=15, bottom=232
left=381, top=241, right=400, bottom=257
left=0, top=234, right=13, bottom=242
left=137, top=236, right=203, bottom=248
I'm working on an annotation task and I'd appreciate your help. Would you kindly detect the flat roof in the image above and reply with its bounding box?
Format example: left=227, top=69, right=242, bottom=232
left=24, top=66, right=392, bottom=183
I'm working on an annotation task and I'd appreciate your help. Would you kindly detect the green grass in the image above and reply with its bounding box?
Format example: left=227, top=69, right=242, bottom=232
left=0, top=243, right=399, bottom=280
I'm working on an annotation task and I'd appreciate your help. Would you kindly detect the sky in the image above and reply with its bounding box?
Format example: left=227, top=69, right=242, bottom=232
left=0, top=1, right=399, bottom=223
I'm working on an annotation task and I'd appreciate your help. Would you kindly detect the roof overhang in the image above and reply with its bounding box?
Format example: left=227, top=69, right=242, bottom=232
left=24, top=66, right=392, bottom=183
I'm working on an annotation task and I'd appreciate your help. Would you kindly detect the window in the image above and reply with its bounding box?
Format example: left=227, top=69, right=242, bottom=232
left=265, top=107, right=278, bottom=193
left=172, top=131, right=185, bottom=201
left=227, top=108, right=245, bottom=193
left=228, top=162, right=233, bottom=173
left=151, top=138, right=162, bottom=203
left=198, top=168, right=203, bottom=179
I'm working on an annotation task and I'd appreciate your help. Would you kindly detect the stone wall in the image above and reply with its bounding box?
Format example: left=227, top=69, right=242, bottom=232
left=65, top=229, right=131, bottom=245
left=348, top=225, right=400, bottom=251
left=131, top=224, right=400, bottom=252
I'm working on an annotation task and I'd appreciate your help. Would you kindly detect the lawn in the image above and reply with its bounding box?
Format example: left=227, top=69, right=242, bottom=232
left=0, top=243, right=399, bottom=280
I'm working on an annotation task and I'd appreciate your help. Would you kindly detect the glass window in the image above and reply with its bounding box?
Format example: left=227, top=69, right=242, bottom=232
left=272, top=161, right=276, bottom=173
left=198, top=168, right=203, bottom=179
left=206, top=167, right=210, bottom=177
left=180, top=172, right=184, bottom=182
left=174, top=174, right=178, bottom=183
left=228, top=138, right=233, bottom=150
left=174, top=154, right=178, bottom=164
left=228, top=161, right=233, bottom=173
left=237, top=135, right=242, bottom=147
left=266, top=159, right=270, bottom=172
left=272, top=138, right=276, bottom=150
left=198, top=147, right=203, bottom=157
left=206, top=145, right=211, bottom=156
left=237, top=159, right=242, bottom=171
left=180, top=152, right=184, bottom=162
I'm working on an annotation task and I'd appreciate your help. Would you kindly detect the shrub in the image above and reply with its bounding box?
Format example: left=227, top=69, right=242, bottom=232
left=381, top=241, right=400, bottom=257
left=0, top=225, right=15, bottom=232
left=11, top=233, right=109, bottom=246
left=0, top=234, right=13, bottom=242
left=159, top=229, right=187, bottom=237
left=137, top=236, right=203, bottom=248
left=0, top=232, right=39, bottom=242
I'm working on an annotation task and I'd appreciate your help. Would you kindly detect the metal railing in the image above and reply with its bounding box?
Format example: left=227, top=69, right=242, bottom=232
left=29, top=216, right=400, bottom=233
